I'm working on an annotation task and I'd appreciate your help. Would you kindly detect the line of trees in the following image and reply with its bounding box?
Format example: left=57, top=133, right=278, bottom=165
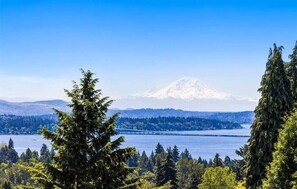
left=0, top=114, right=241, bottom=134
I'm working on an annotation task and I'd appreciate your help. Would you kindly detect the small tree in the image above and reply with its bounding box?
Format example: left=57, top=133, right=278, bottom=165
left=198, top=167, right=236, bottom=189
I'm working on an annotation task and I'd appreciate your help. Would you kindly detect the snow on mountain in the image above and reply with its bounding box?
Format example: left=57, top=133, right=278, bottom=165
left=138, top=77, right=232, bottom=100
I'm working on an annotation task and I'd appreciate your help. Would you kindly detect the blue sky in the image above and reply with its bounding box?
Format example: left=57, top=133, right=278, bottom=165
left=1, top=0, right=297, bottom=101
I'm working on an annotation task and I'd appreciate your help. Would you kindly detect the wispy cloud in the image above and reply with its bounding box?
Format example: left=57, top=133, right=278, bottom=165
left=0, top=75, right=71, bottom=101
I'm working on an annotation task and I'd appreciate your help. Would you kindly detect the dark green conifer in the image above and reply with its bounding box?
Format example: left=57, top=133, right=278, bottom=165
left=27, top=70, right=138, bottom=188
left=287, top=41, right=297, bottom=102
left=213, top=153, right=223, bottom=167
left=155, top=143, right=165, bottom=158
left=180, top=148, right=192, bottom=160
left=8, top=138, right=14, bottom=149
left=156, top=155, right=164, bottom=187
left=159, top=150, right=178, bottom=189
left=172, top=145, right=179, bottom=163
left=39, top=144, right=51, bottom=164
left=246, top=44, right=294, bottom=188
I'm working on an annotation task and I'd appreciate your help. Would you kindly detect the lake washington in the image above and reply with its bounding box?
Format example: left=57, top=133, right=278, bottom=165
left=0, top=125, right=250, bottom=160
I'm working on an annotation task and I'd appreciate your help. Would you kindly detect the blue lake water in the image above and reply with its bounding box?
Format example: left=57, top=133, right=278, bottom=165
left=0, top=125, right=250, bottom=160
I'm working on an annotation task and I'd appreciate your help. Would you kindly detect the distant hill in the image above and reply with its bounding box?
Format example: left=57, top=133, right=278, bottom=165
left=109, top=109, right=254, bottom=124
left=116, top=117, right=242, bottom=131
left=0, top=99, right=70, bottom=115
left=0, top=99, right=254, bottom=124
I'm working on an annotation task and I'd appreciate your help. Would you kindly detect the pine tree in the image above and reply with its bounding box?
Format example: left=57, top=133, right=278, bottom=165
left=159, top=150, right=178, bottom=189
left=27, top=70, right=138, bottom=188
left=156, top=155, right=164, bottom=187
left=262, top=110, right=297, bottom=189
left=180, top=149, right=192, bottom=160
left=8, top=138, right=14, bottom=149
left=213, top=153, right=223, bottom=167
left=155, top=143, right=165, bottom=158
left=39, top=144, right=51, bottom=164
left=287, top=41, right=297, bottom=102
left=149, top=151, right=155, bottom=165
left=172, top=145, right=179, bottom=163
left=246, top=44, right=294, bottom=188
left=224, top=156, right=232, bottom=167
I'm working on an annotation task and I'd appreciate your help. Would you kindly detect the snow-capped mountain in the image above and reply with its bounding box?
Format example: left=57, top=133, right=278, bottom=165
left=113, top=77, right=257, bottom=111
left=138, top=77, right=231, bottom=100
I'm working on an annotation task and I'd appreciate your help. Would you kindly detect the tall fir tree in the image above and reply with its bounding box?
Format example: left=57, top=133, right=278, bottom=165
left=287, top=41, right=297, bottom=102
left=246, top=44, right=294, bottom=188
left=172, top=145, right=179, bottom=163
left=262, top=110, right=297, bottom=189
left=155, top=143, right=165, bottom=158
left=159, top=150, right=178, bottom=189
left=26, top=70, right=138, bottom=188
left=8, top=138, right=14, bottom=149
left=212, top=153, right=223, bottom=167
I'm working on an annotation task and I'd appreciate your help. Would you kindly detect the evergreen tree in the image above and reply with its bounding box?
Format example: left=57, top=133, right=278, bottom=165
left=155, top=143, right=165, bottom=158
left=262, top=110, right=297, bottom=189
left=287, top=41, right=297, bottom=102
left=149, top=151, right=155, bottom=166
left=27, top=70, right=138, bottom=188
left=246, top=44, right=294, bottom=188
left=180, top=149, right=192, bottom=160
left=39, top=144, right=51, bottom=164
left=208, top=159, right=213, bottom=167
left=0, top=139, right=18, bottom=164
left=156, top=155, right=164, bottom=187
left=139, top=151, right=153, bottom=174
left=213, top=153, right=223, bottom=167
left=159, top=150, right=178, bottom=189
left=224, top=156, right=232, bottom=167
left=128, top=152, right=139, bottom=167
left=8, top=138, right=14, bottom=149
left=172, top=145, right=179, bottom=163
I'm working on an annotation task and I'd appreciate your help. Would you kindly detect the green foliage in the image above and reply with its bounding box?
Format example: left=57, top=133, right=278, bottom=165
left=26, top=70, right=138, bottom=188
left=198, top=167, right=236, bottom=189
left=262, top=110, right=297, bottom=189
left=177, top=157, right=204, bottom=189
left=213, top=153, right=223, bottom=167
left=157, top=150, right=178, bottom=189
left=0, top=139, right=18, bottom=164
left=246, top=44, right=294, bottom=188
left=1, top=179, right=13, bottom=189
left=0, top=114, right=243, bottom=134
left=287, top=41, right=297, bottom=102
left=172, top=146, right=179, bottom=163
left=0, top=114, right=57, bottom=134
left=180, top=149, right=192, bottom=160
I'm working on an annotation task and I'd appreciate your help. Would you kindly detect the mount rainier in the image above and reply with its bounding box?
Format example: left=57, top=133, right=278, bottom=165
left=113, top=77, right=257, bottom=111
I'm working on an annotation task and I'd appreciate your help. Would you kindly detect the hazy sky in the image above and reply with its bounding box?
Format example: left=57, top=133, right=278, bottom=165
left=1, top=0, right=297, bottom=101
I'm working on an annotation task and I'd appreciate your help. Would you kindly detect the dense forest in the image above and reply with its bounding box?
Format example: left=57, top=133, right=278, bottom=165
left=1, top=41, right=297, bottom=188
left=117, top=117, right=241, bottom=131
left=0, top=114, right=241, bottom=134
